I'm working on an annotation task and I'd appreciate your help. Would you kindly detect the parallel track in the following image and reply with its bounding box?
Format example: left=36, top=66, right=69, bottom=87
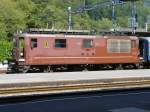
left=1, top=80, right=150, bottom=97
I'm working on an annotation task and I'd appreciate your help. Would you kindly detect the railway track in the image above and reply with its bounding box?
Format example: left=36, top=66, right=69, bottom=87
left=1, top=79, right=150, bottom=97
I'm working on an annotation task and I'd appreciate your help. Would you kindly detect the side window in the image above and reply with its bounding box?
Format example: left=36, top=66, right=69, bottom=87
left=55, top=39, right=66, bottom=48
left=83, top=39, right=93, bottom=48
left=120, top=40, right=131, bottom=53
left=107, top=39, right=119, bottom=53
left=31, top=38, right=37, bottom=49
left=107, top=39, right=131, bottom=53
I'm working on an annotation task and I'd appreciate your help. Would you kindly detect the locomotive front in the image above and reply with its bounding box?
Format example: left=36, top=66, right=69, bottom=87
left=7, top=33, right=29, bottom=73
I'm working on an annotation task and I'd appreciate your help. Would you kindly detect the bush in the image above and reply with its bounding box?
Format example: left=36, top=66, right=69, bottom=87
left=0, top=40, right=13, bottom=62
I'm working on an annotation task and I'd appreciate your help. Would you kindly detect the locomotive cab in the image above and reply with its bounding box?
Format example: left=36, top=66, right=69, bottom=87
left=8, top=34, right=27, bottom=73
left=13, top=35, right=25, bottom=62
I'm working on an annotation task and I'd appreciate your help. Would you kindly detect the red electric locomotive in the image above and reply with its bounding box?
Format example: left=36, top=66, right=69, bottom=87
left=8, top=29, right=139, bottom=73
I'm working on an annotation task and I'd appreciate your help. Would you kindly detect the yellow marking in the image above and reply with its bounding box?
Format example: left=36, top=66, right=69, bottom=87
left=43, top=41, right=49, bottom=48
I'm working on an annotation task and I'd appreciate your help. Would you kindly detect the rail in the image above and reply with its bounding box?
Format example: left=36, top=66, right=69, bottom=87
left=1, top=79, right=150, bottom=98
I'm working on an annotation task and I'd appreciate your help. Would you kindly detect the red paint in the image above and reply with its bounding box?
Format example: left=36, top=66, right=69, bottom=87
left=19, top=34, right=139, bottom=65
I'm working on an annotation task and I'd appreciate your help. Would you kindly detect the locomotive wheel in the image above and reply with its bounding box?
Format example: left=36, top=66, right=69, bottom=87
left=44, top=66, right=53, bottom=73
left=143, top=63, right=150, bottom=69
left=134, top=63, right=143, bottom=69
left=115, top=64, right=123, bottom=70
left=19, top=66, right=30, bottom=73
left=7, top=66, right=18, bottom=74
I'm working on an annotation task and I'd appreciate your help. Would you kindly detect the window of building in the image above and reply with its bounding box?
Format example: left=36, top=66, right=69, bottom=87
left=83, top=39, right=93, bottom=48
left=55, top=39, right=66, bottom=48
left=31, top=38, right=37, bottom=49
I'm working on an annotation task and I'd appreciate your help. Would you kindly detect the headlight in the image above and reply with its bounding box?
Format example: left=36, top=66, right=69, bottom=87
left=20, top=53, right=23, bottom=56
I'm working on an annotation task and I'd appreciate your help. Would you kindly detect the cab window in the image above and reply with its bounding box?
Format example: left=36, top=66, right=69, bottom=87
left=55, top=39, right=66, bottom=48
left=83, top=39, right=93, bottom=48
left=19, top=38, right=25, bottom=49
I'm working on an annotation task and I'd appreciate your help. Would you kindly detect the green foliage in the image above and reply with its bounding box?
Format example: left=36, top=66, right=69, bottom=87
left=0, top=0, right=149, bottom=36
left=97, top=18, right=113, bottom=30
left=148, top=24, right=150, bottom=31
left=0, top=0, right=26, bottom=39
left=0, top=40, right=13, bottom=62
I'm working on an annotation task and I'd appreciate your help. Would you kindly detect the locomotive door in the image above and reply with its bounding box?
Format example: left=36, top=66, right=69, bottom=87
left=12, top=37, right=19, bottom=61
left=140, top=39, right=148, bottom=61
left=12, top=36, right=25, bottom=61
left=144, top=41, right=149, bottom=61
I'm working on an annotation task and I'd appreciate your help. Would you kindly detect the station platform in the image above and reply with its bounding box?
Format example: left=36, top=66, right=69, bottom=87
left=1, top=69, right=150, bottom=98
left=0, top=63, right=7, bottom=73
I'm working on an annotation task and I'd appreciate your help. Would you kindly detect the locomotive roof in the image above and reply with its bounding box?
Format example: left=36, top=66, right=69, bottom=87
left=19, top=33, right=138, bottom=40
left=18, top=28, right=150, bottom=37
left=21, top=33, right=98, bottom=38
left=14, top=28, right=138, bottom=39
left=24, top=28, right=93, bottom=35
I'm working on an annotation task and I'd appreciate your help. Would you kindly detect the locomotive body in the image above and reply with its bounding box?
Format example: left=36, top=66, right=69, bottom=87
left=8, top=31, right=139, bottom=73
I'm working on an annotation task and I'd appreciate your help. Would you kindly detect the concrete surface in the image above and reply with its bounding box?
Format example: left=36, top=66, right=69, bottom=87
left=0, top=63, right=7, bottom=71
left=0, top=69, right=150, bottom=84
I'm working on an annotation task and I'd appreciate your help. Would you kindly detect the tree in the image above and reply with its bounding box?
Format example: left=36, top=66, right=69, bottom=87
left=0, top=0, right=26, bottom=39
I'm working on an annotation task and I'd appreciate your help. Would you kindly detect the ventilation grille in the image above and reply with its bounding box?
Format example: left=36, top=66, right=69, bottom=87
left=107, top=39, right=131, bottom=53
